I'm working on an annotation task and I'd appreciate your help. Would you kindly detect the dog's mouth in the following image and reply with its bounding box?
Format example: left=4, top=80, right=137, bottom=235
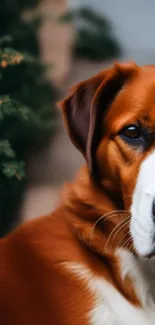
left=130, top=207, right=155, bottom=258
left=144, top=231, right=155, bottom=259
left=146, top=250, right=155, bottom=259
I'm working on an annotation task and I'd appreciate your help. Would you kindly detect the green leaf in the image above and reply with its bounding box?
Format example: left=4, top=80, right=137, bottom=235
left=0, top=140, right=15, bottom=158
left=0, top=96, right=31, bottom=121
left=2, top=161, right=25, bottom=179
left=17, top=106, right=31, bottom=120
left=0, top=35, right=12, bottom=44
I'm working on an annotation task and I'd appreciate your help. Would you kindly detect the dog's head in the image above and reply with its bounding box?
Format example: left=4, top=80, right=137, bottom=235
left=60, top=62, right=155, bottom=258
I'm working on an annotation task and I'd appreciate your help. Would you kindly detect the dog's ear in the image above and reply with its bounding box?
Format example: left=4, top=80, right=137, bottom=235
left=59, top=62, right=138, bottom=177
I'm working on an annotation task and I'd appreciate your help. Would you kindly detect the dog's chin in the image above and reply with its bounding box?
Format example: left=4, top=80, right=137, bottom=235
left=132, top=239, right=155, bottom=259
left=145, top=250, right=155, bottom=259
left=130, top=205, right=155, bottom=260
left=130, top=217, right=155, bottom=259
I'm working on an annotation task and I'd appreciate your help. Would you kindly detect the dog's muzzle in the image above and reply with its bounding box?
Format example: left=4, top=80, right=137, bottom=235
left=131, top=151, right=155, bottom=257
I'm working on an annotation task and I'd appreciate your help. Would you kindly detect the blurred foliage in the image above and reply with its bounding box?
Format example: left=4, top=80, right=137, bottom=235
left=0, top=1, right=59, bottom=236
left=60, top=7, right=121, bottom=61
left=0, top=0, right=40, bottom=19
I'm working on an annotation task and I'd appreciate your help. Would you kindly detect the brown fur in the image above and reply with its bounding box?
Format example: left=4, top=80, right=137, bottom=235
left=2, top=62, right=155, bottom=324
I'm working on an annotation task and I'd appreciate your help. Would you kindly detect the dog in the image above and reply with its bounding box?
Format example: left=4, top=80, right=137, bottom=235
left=1, top=62, right=155, bottom=324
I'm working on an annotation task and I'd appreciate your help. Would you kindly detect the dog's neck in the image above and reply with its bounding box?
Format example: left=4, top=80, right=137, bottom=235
left=62, top=166, right=146, bottom=306
left=63, top=165, right=125, bottom=254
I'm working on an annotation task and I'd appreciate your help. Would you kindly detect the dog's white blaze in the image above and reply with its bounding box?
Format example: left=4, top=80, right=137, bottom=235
left=131, top=151, right=155, bottom=256
left=63, top=249, right=155, bottom=325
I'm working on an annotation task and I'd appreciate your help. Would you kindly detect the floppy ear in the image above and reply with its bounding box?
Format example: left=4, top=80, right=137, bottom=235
left=59, top=62, right=138, bottom=177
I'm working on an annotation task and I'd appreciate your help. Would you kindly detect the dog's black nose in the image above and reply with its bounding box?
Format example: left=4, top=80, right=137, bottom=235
left=152, top=199, right=155, bottom=219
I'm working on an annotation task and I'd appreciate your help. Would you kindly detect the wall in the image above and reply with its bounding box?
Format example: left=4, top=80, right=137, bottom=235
left=70, top=0, right=155, bottom=65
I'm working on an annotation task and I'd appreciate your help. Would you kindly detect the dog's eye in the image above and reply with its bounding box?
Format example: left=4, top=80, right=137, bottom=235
left=122, top=125, right=140, bottom=139
left=119, top=124, right=153, bottom=150
left=119, top=124, right=150, bottom=150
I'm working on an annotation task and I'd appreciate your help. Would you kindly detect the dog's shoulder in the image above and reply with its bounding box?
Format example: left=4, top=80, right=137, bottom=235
left=0, top=207, right=100, bottom=325
left=0, top=206, right=80, bottom=264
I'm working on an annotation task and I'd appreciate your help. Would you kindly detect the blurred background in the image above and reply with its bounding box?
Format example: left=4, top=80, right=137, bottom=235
left=0, top=0, right=155, bottom=236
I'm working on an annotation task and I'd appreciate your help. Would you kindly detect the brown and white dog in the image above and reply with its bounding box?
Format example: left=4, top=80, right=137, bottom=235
left=1, top=62, right=155, bottom=325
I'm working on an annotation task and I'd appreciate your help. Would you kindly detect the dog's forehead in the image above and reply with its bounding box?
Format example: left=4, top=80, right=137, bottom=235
left=103, top=67, right=155, bottom=132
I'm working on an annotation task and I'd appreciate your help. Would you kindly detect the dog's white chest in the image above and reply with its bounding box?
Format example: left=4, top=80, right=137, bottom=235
left=89, top=275, right=155, bottom=325
left=64, top=249, right=155, bottom=325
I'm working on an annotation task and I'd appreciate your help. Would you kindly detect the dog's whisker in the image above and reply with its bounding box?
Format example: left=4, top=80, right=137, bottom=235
left=89, top=209, right=129, bottom=247
left=89, top=213, right=123, bottom=248
left=116, top=217, right=132, bottom=250
left=112, top=217, right=131, bottom=244
left=120, top=231, right=134, bottom=252
left=122, top=236, right=132, bottom=250
left=104, top=217, right=130, bottom=250
left=116, top=232, right=128, bottom=250
left=128, top=241, right=134, bottom=252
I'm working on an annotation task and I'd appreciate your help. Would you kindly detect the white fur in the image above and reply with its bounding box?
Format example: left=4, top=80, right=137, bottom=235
left=131, top=151, right=155, bottom=256
left=63, top=249, right=155, bottom=325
